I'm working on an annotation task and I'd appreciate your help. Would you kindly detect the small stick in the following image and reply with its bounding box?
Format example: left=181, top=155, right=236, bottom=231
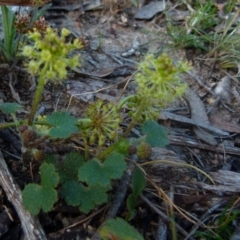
left=0, top=150, right=47, bottom=240
left=140, top=194, right=195, bottom=240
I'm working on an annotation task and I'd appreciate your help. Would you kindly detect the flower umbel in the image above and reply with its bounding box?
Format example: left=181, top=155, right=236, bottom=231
left=135, top=53, right=190, bottom=108
left=23, top=27, right=83, bottom=126
left=14, top=14, right=30, bottom=33
left=33, top=17, right=49, bottom=34
left=22, top=27, right=83, bottom=83
left=122, top=53, right=190, bottom=137
left=83, top=100, right=121, bottom=147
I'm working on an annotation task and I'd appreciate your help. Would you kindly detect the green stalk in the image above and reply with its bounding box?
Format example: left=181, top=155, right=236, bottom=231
left=83, top=137, right=89, bottom=160
left=10, top=113, right=19, bottom=126
left=123, top=100, right=147, bottom=138
left=76, top=118, right=92, bottom=128
left=1, top=5, right=17, bottom=61
left=28, top=76, right=45, bottom=125
left=1, top=6, right=11, bottom=60
left=117, top=95, right=135, bottom=110
left=97, top=143, right=116, bottom=160
left=0, top=120, right=25, bottom=130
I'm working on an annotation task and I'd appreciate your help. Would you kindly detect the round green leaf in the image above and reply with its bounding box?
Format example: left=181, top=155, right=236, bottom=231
left=141, top=120, right=169, bottom=147
left=22, top=184, right=42, bottom=215
left=99, top=218, right=144, bottom=240
left=78, top=160, right=110, bottom=187
left=40, top=163, right=59, bottom=188
left=0, top=102, right=23, bottom=114
left=46, top=112, right=78, bottom=139
left=103, top=152, right=127, bottom=179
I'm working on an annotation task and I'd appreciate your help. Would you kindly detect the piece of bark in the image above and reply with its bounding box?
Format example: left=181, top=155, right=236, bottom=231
left=168, top=135, right=240, bottom=156
left=160, top=111, right=229, bottom=136
left=0, top=150, right=47, bottom=240
left=186, top=89, right=218, bottom=146
left=198, top=182, right=240, bottom=193
left=209, top=170, right=240, bottom=186
left=209, top=113, right=240, bottom=134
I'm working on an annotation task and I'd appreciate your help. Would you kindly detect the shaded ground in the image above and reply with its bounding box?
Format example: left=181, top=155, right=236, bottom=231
left=1, top=0, right=240, bottom=239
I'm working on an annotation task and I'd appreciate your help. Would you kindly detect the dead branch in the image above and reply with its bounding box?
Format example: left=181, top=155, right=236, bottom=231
left=0, top=151, right=47, bottom=240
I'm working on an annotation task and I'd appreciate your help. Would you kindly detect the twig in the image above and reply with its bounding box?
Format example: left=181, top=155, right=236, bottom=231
left=0, top=150, right=47, bottom=240
left=187, top=70, right=217, bottom=96
left=107, top=155, right=138, bottom=219
left=140, top=194, right=195, bottom=240
left=168, top=135, right=240, bottom=156
left=155, top=217, right=167, bottom=240
left=48, top=204, right=110, bottom=239
left=184, top=202, right=225, bottom=240
left=160, top=111, right=229, bottom=136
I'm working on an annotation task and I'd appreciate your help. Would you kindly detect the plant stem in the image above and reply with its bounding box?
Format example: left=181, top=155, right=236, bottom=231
left=1, top=5, right=16, bottom=61
left=0, top=120, right=25, bottom=130
left=83, top=137, right=89, bottom=160
left=28, top=77, right=45, bottom=126
left=10, top=113, right=19, bottom=126
left=117, top=95, right=135, bottom=110
left=1, top=6, right=10, bottom=60
left=76, top=118, right=92, bottom=128
left=97, top=143, right=116, bottom=160
left=122, top=100, right=146, bottom=138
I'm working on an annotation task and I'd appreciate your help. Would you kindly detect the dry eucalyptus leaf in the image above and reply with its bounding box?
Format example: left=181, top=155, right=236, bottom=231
left=209, top=113, right=240, bottom=134
left=186, top=89, right=218, bottom=146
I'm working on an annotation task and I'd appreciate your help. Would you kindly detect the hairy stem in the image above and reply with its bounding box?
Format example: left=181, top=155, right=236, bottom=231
left=0, top=120, right=25, bottom=130
left=123, top=100, right=146, bottom=138
left=28, top=77, right=45, bottom=125
left=83, top=137, right=89, bottom=160
left=97, top=143, right=116, bottom=161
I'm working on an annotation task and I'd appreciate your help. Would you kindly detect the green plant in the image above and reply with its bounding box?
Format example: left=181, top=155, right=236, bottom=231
left=0, top=48, right=189, bottom=238
left=22, top=163, right=59, bottom=215
left=120, top=53, right=189, bottom=138
left=130, top=0, right=140, bottom=8
left=225, top=0, right=237, bottom=14
left=195, top=203, right=240, bottom=240
left=166, top=0, right=240, bottom=69
left=166, top=0, right=217, bottom=51
left=0, top=2, right=51, bottom=62
left=126, top=167, right=146, bottom=220
left=0, top=6, right=18, bottom=61
left=99, top=217, right=144, bottom=240
left=207, top=12, right=240, bottom=69
left=22, top=27, right=82, bottom=125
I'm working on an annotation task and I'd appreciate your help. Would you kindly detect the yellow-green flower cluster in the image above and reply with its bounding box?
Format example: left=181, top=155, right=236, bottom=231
left=83, top=100, right=121, bottom=147
left=22, top=27, right=82, bottom=83
left=126, top=95, right=159, bottom=122
left=135, top=53, right=190, bottom=107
